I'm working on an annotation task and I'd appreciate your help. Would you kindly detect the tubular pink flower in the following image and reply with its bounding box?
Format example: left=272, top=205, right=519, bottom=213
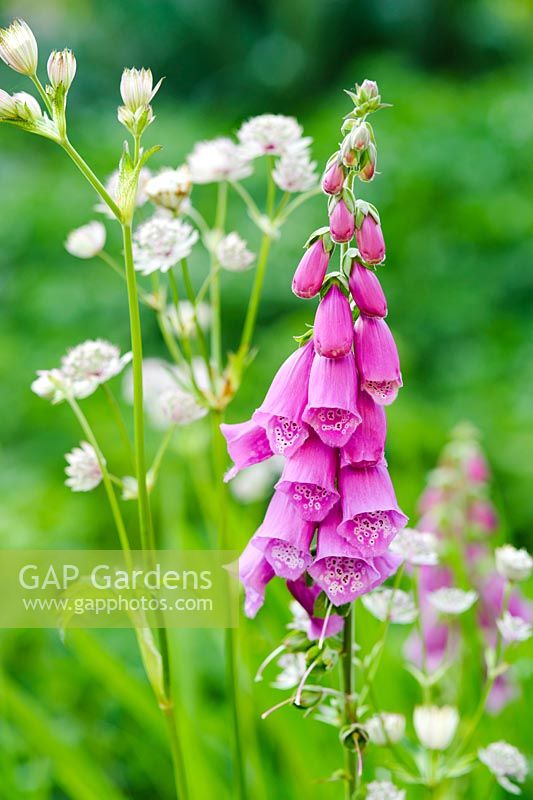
left=292, top=239, right=330, bottom=299
left=313, top=284, right=354, bottom=358
left=287, top=577, right=345, bottom=640
left=468, top=499, right=498, bottom=533
left=239, top=541, right=275, bottom=618
left=356, top=213, right=385, bottom=264
left=341, top=388, right=387, bottom=468
left=329, top=199, right=355, bottom=243
left=302, top=352, right=361, bottom=447
left=349, top=261, right=387, bottom=318
left=253, top=341, right=314, bottom=456
left=404, top=565, right=452, bottom=671
left=322, top=161, right=344, bottom=195
left=338, top=464, right=408, bottom=556
left=220, top=419, right=273, bottom=481
left=275, top=432, right=339, bottom=522
left=354, top=315, right=402, bottom=405
left=252, top=492, right=315, bottom=580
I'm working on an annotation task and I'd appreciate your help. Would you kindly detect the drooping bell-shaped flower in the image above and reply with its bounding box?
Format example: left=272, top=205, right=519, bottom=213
left=253, top=341, right=314, bottom=456
left=220, top=419, right=273, bottom=481
left=322, top=161, right=344, bottom=195
left=302, top=352, right=361, bottom=447
left=341, top=388, right=387, bottom=468
left=287, top=576, right=345, bottom=641
left=338, top=464, right=408, bottom=556
left=356, top=213, right=385, bottom=264
left=251, top=491, right=315, bottom=581
left=313, top=284, right=354, bottom=358
left=329, top=199, right=355, bottom=243
left=239, top=541, right=275, bottom=618
left=354, top=315, right=402, bottom=405
left=292, top=238, right=330, bottom=299
left=349, top=261, right=387, bottom=318
left=275, top=432, right=339, bottom=522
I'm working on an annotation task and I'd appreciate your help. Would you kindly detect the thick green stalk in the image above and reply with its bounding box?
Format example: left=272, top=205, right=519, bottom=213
left=342, top=606, right=357, bottom=800
left=61, top=139, right=122, bottom=220
left=236, top=232, right=272, bottom=361
left=101, top=383, right=135, bottom=468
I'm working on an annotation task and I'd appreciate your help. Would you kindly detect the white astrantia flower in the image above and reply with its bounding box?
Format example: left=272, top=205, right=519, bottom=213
left=158, top=386, right=207, bottom=426
left=495, top=545, right=533, bottom=583
left=216, top=232, right=255, bottom=272
left=133, top=214, right=199, bottom=275
left=165, top=301, right=211, bottom=338
left=31, top=368, right=73, bottom=404
left=12, top=91, right=41, bottom=122
left=65, top=221, right=106, bottom=259
left=0, top=19, right=38, bottom=75
left=478, top=741, right=528, bottom=795
left=390, top=528, right=439, bottom=566
left=230, top=456, right=284, bottom=504
left=121, top=470, right=155, bottom=501
left=497, top=611, right=532, bottom=644
left=361, top=588, right=418, bottom=624
left=95, top=168, right=152, bottom=217
left=366, top=780, right=406, bottom=800
left=428, top=588, right=478, bottom=615
left=64, top=442, right=103, bottom=492
left=271, top=652, right=306, bottom=690
left=187, top=137, right=252, bottom=184
left=0, top=89, right=18, bottom=119
left=272, top=148, right=318, bottom=193
left=237, top=114, right=307, bottom=158
left=365, top=713, right=406, bottom=745
left=120, top=67, right=162, bottom=112
left=61, top=339, right=132, bottom=399
left=145, top=166, right=192, bottom=211
left=414, top=706, right=459, bottom=751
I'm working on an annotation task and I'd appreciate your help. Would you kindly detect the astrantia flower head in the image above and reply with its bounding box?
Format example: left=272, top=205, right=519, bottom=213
left=61, top=339, right=132, bottom=398
left=216, top=232, right=255, bottom=272
left=31, top=368, right=72, bottom=404
left=65, top=221, right=106, bottom=259
left=187, top=137, right=252, bottom=184
left=497, top=611, right=532, bottom=644
left=272, top=148, right=318, bottom=193
left=366, top=781, right=405, bottom=800
left=390, top=528, right=439, bottom=566
left=414, top=705, right=459, bottom=751
left=65, top=442, right=103, bottom=492
left=0, top=18, right=37, bottom=75
left=145, top=166, right=191, bottom=211
left=365, top=712, right=406, bottom=745
left=428, top=587, right=478, bottom=615
left=362, top=588, right=418, bottom=624
left=495, top=545, right=533, bottom=583
left=478, top=741, right=528, bottom=794
left=237, top=114, right=306, bottom=157
left=158, top=387, right=207, bottom=426
left=47, top=49, right=76, bottom=90
left=132, top=214, right=199, bottom=275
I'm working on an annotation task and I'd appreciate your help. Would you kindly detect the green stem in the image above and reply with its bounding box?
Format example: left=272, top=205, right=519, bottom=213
left=211, top=182, right=228, bottom=374
left=62, top=139, right=122, bottom=220
left=101, top=383, right=135, bottom=468
left=342, top=607, right=357, bottom=800
left=163, top=706, right=189, bottom=800
left=236, top=232, right=272, bottom=362
left=149, top=426, right=176, bottom=481
left=181, top=259, right=214, bottom=384
left=30, top=74, right=53, bottom=115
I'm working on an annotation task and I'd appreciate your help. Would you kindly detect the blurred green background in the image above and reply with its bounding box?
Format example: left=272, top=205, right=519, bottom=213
left=1, top=0, right=533, bottom=798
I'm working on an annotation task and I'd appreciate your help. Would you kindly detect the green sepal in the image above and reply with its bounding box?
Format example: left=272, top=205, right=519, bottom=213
left=339, top=723, right=369, bottom=752
left=293, top=327, right=314, bottom=346
left=304, top=225, right=330, bottom=249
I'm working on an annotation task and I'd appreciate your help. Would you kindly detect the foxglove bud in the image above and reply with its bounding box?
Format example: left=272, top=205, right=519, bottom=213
left=356, top=212, right=385, bottom=264
left=0, top=19, right=37, bottom=75
left=350, top=123, right=370, bottom=151
left=12, top=92, right=42, bottom=122
left=322, top=161, right=344, bottom=195
left=313, top=284, right=353, bottom=358
left=349, top=261, right=387, bottom=318
left=360, top=79, right=379, bottom=100
left=47, top=49, right=77, bottom=90
left=341, top=135, right=357, bottom=167
left=0, top=89, right=18, bottom=119
left=120, top=67, right=162, bottom=112
left=330, top=199, right=355, bottom=243
left=292, top=238, right=330, bottom=299
left=359, top=143, right=377, bottom=182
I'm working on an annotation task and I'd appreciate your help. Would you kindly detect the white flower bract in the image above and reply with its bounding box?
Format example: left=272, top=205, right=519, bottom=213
left=187, top=137, right=252, bottom=184
left=428, top=587, right=478, bottom=615
left=361, top=588, right=418, bottom=624
left=365, top=713, right=406, bottom=745
left=414, top=706, right=459, bottom=751
left=237, top=114, right=306, bottom=157
left=366, top=781, right=406, bottom=800
left=132, top=214, right=198, bottom=275
left=61, top=339, right=132, bottom=398
left=0, top=19, right=38, bottom=75
left=120, top=67, right=162, bottom=111
left=65, top=221, right=106, bottom=259
left=495, top=545, right=533, bottom=582
left=31, top=369, right=72, bottom=404
left=145, top=166, right=191, bottom=210
left=158, top=387, right=207, bottom=426
left=64, top=442, right=103, bottom=492
left=216, top=232, right=255, bottom=272
left=478, top=741, right=528, bottom=795
left=497, top=611, right=532, bottom=644
left=47, top=49, right=76, bottom=90
left=272, top=147, right=318, bottom=193
left=390, top=528, right=439, bottom=566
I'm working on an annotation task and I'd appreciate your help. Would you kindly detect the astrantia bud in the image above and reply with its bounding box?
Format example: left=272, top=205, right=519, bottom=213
left=329, top=199, right=355, bottom=243
left=413, top=706, right=459, bottom=751
left=495, top=545, right=533, bottom=582
left=313, top=284, right=353, bottom=358
left=360, top=79, right=379, bottom=100
left=12, top=91, right=42, bottom=122
left=349, top=261, right=387, bottom=317
left=322, top=161, right=344, bottom=195
left=356, top=213, right=385, bottom=264
left=0, top=18, right=37, bottom=75
left=0, top=89, right=18, bottom=119
left=65, top=221, right=106, bottom=259
left=365, top=713, right=406, bottom=745
left=120, top=67, right=162, bottom=112
left=292, top=238, right=330, bottom=299
left=47, top=49, right=76, bottom=90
